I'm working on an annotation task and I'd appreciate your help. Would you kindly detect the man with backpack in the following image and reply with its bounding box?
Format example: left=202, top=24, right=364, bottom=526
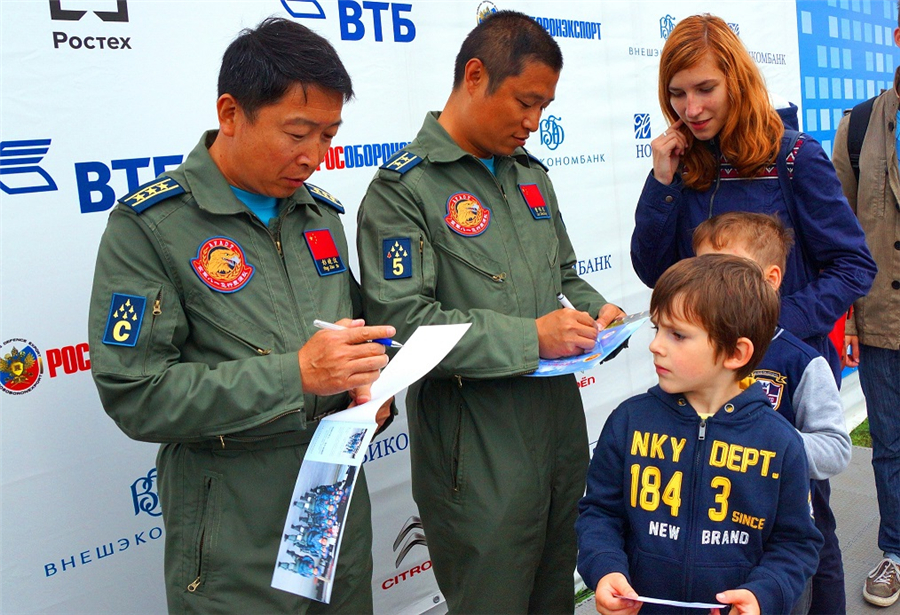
left=832, top=14, right=900, bottom=606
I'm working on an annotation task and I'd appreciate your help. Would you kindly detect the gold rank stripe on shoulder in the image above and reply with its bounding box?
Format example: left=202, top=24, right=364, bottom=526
left=305, top=182, right=344, bottom=214
left=119, top=176, right=185, bottom=214
left=380, top=150, right=423, bottom=174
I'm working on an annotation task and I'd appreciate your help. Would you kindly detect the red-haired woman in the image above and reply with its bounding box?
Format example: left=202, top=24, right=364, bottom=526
left=630, top=14, right=874, bottom=615
left=631, top=14, right=875, bottom=385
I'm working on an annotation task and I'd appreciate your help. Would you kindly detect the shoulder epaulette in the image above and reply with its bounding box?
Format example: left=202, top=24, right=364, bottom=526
left=523, top=149, right=549, bottom=172
left=305, top=183, right=344, bottom=214
left=380, top=150, right=423, bottom=174
left=119, top=176, right=184, bottom=213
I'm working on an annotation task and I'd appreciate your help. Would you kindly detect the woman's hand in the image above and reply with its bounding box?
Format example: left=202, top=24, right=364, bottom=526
left=651, top=119, right=689, bottom=186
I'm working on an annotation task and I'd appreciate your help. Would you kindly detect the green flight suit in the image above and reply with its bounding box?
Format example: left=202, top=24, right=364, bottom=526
left=357, top=112, right=611, bottom=614
left=88, top=131, right=373, bottom=615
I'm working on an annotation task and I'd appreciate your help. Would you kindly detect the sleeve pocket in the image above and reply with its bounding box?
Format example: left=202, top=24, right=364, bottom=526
left=89, top=277, right=178, bottom=377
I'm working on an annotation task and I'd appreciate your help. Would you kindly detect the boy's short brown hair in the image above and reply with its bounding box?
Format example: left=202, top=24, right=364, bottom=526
left=650, top=254, right=780, bottom=379
left=692, top=211, right=794, bottom=272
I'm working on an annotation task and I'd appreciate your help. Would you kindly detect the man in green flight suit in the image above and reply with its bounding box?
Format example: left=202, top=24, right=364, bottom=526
left=88, top=18, right=393, bottom=614
left=356, top=11, right=623, bottom=614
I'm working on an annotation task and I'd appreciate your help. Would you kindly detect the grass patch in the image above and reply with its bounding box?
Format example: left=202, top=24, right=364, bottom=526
left=851, top=418, right=872, bottom=448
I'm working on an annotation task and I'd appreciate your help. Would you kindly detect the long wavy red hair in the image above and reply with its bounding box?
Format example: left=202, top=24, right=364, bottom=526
left=659, top=14, right=784, bottom=191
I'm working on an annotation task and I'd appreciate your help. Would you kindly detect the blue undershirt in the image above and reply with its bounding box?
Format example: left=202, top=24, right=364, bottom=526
left=230, top=185, right=279, bottom=227
left=480, top=156, right=496, bottom=175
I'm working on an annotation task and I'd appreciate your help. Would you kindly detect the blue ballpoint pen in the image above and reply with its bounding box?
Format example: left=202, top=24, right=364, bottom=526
left=312, top=319, right=403, bottom=348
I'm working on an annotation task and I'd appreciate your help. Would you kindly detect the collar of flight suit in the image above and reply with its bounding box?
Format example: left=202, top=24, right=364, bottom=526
left=416, top=110, right=536, bottom=170
left=179, top=130, right=321, bottom=217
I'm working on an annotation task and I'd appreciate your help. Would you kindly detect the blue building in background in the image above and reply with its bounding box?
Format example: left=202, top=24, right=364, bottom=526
left=796, top=0, right=896, bottom=155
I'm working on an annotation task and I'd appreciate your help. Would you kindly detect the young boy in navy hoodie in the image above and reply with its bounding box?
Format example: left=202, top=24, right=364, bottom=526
left=694, top=211, right=851, bottom=614
left=576, top=254, right=823, bottom=615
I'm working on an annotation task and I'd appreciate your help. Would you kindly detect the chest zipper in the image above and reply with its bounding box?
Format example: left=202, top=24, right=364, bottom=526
left=707, top=173, right=722, bottom=219
left=490, top=158, right=546, bottom=313
left=185, top=307, right=272, bottom=356
left=682, top=416, right=709, bottom=598
left=436, top=245, right=507, bottom=283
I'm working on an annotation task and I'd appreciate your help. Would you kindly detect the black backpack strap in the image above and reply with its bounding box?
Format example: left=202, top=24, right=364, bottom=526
left=847, top=95, right=876, bottom=182
left=776, top=129, right=805, bottom=252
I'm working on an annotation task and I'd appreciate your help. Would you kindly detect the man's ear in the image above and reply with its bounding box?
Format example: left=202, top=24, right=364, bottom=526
left=216, top=94, right=240, bottom=137
left=463, top=58, right=488, bottom=95
left=723, top=337, right=754, bottom=371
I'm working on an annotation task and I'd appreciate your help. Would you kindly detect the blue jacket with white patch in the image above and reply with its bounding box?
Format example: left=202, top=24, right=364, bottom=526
left=576, top=384, right=823, bottom=614
left=754, top=327, right=850, bottom=480
left=630, top=121, right=876, bottom=376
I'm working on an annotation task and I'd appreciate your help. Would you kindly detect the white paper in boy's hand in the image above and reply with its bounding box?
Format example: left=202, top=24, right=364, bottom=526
left=325, top=323, right=472, bottom=423
left=613, top=594, right=726, bottom=609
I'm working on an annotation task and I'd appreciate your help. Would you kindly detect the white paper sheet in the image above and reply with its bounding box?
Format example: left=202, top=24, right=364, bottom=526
left=326, top=323, right=472, bottom=423
left=615, top=594, right=726, bottom=610
left=272, top=323, right=471, bottom=602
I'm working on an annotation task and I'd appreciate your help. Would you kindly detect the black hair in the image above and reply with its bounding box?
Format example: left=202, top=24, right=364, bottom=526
left=218, top=17, right=353, bottom=120
left=452, top=10, right=562, bottom=94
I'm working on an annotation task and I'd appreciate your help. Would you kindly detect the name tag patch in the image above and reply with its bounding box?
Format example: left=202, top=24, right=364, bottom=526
left=518, top=184, right=550, bottom=220
left=383, top=238, right=412, bottom=280
left=305, top=229, right=347, bottom=276
left=102, top=293, right=147, bottom=347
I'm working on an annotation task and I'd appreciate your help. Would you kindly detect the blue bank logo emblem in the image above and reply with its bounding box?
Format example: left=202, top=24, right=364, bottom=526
left=660, top=14, right=676, bottom=39
left=0, top=139, right=58, bottom=195
left=281, top=0, right=325, bottom=19
left=634, top=114, right=652, bottom=139
left=281, top=0, right=416, bottom=42
left=131, top=468, right=161, bottom=517
left=540, top=115, right=565, bottom=151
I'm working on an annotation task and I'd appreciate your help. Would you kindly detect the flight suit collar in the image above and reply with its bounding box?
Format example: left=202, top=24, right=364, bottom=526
left=417, top=111, right=533, bottom=168
left=180, top=130, right=320, bottom=217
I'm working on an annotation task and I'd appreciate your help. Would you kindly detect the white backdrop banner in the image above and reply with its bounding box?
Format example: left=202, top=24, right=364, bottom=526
left=1, top=0, right=885, bottom=613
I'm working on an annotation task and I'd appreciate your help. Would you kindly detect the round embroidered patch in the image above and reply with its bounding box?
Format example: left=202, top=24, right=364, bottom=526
left=0, top=338, right=43, bottom=395
left=190, top=237, right=255, bottom=293
left=444, top=192, right=491, bottom=236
